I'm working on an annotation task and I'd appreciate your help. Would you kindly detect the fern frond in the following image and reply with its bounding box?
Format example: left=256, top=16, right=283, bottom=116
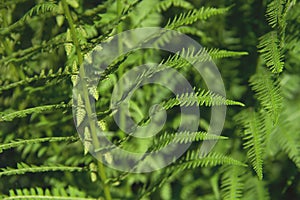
left=21, top=2, right=59, bottom=22
left=221, top=166, right=245, bottom=200
left=0, top=163, right=85, bottom=177
left=258, top=31, right=284, bottom=73
left=249, top=68, right=282, bottom=124
left=0, top=136, right=78, bottom=153
left=0, top=103, right=70, bottom=122
left=138, top=152, right=246, bottom=199
left=0, top=68, right=71, bottom=93
left=168, top=151, right=246, bottom=173
left=133, top=0, right=193, bottom=28
left=158, top=47, right=248, bottom=73
left=156, top=0, right=193, bottom=12
left=0, top=2, right=59, bottom=35
left=207, top=48, right=249, bottom=59
left=235, top=109, right=265, bottom=180
left=161, top=88, right=244, bottom=110
left=266, top=0, right=285, bottom=28
left=2, top=186, right=99, bottom=200
left=165, top=7, right=229, bottom=29
left=152, top=131, right=228, bottom=151
left=243, top=176, right=271, bottom=200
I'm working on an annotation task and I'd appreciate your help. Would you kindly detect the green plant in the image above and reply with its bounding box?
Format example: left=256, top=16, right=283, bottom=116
left=0, top=0, right=299, bottom=200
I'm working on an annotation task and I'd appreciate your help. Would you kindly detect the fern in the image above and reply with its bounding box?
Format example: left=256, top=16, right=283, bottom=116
left=0, top=163, right=85, bottom=177
left=21, top=2, right=59, bottom=22
left=161, top=88, right=244, bottom=110
left=2, top=186, right=100, bottom=200
left=152, top=131, right=228, bottom=151
left=258, top=31, right=284, bottom=73
left=0, top=2, right=59, bottom=36
left=168, top=151, right=247, bottom=173
left=0, top=136, right=78, bottom=153
left=0, top=103, right=70, bottom=122
left=266, top=0, right=286, bottom=29
left=133, top=0, right=193, bottom=28
left=221, top=166, right=245, bottom=200
left=249, top=68, right=282, bottom=124
left=235, top=109, right=265, bottom=180
left=0, top=68, right=71, bottom=93
left=166, top=7, right=229, bottom=29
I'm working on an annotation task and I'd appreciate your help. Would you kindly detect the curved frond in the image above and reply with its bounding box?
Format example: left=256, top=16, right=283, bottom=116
left=165, top=7, right=229, bottom=29
left=0, top=103, right=70, bottom=122
left=168, top=151, right=247, bottom=173
left=0, top=2, right=59, bottom=35
left=152, top=131, right=228, bottom=151
left=161, top=88, right=244, bottom=110
left=0, top=136, right=78, bottom=153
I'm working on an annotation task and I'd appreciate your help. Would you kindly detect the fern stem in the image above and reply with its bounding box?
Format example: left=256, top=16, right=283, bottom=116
left=61, top=1, right=112, bottom=200
left=116, top=0, right=126, bottom=136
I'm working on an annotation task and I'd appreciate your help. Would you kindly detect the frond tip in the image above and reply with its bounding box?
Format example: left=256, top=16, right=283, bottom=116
left=235, top=109, right=265, bottom=180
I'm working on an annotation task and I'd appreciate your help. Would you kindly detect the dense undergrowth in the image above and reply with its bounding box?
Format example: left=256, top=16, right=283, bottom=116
left=0, top=0, right=299, bottom=199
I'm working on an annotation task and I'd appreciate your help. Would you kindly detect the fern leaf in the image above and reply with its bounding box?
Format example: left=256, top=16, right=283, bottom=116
left=221, top=166, right=245, bottom=200
left=0, top=136, right=78, bottom=153
left=158, top=47, right=248, bottom=74
left=0, top=163, right=85, bottom=177
left=235, top=109, right=265, bottom=180
left=258, top=31, right=284, bottom=73
left=0, top=2, right=59, bottom=36
left=2, top=186, right=100, bottom=200
left=0, top=103, right=69, bottom=122
left=166, top=7, right=229, bottom=29
left=207, top=48, right=249, bottom=59
left=0, top=68, right=69, bottom=93
left=266, top=0, right=285, bottom=29
left=168, top=151, right=246, bottom=173
left=21, top=2, right=59, bottom=22
left=161, top=88, right=244, bottom=110
left=152, top=131, right=228, bottom=151
left=249, top=68, right=282, bottom=124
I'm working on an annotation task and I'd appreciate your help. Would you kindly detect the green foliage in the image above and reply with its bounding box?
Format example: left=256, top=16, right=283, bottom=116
left=258, top=31, right=284, bottom=73
left=2, top=186, right=100, bottom=200
left=0, top=0, right=300, bottom=199
left=0, top=162, right=85, bottom=177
